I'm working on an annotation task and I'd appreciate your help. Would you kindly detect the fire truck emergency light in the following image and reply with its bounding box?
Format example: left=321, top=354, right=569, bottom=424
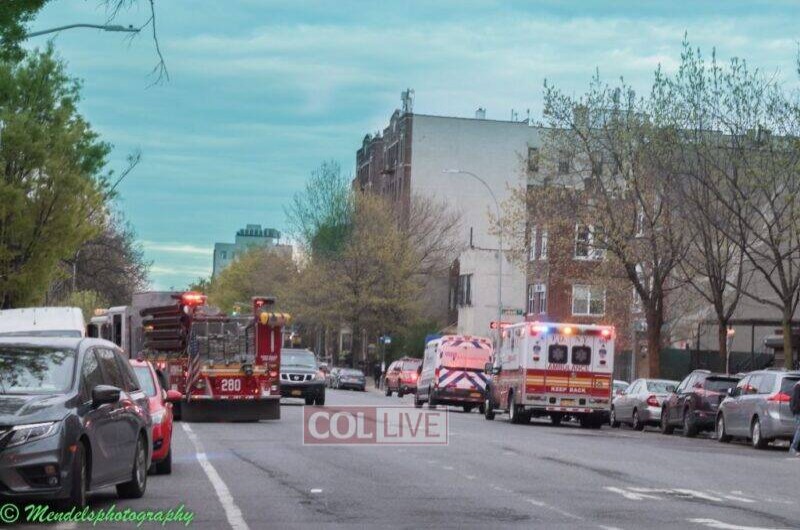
left=179, top=292, right=207, bottom=306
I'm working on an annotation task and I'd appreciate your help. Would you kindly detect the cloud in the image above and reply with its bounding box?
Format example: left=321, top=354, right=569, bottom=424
left=140, top=241, right=212, bottom=256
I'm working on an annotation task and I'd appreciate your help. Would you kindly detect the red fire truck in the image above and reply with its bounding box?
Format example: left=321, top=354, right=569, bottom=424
left=484, top=322, right=615, bottom=428
left=89, top=291, right=288, bottom=422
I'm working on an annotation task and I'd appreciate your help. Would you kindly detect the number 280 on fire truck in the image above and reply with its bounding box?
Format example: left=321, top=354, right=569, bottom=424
left=484, top=322, right=614, bottom=429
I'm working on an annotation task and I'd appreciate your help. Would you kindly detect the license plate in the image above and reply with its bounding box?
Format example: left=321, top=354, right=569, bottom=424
left=560, top=399, right=576, bottom=406
left=291, top=390, right=303, bottom=396
left=470, top=392, right=481, bottom=398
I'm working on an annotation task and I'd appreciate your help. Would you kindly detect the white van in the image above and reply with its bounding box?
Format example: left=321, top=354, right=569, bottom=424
left=415, top=335, right=493, bottom=413
left=0, top=307, right=86, bottom=337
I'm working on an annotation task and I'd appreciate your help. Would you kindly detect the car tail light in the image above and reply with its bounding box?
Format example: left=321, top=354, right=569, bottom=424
left=434, top=367, right=440, bottom=388
left=646, top=395, right=660, bottom=407
left=767, top=392, right=790, bottom=403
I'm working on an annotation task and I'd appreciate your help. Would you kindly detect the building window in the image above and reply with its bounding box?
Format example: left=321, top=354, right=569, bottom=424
left=457, top=274, right=472, bottom=307
left=532, top=283, right=547, bottom=315
left=591, top=156, right=603, bottom=178
left=574, top=224, right=604, bottom=260
left=221, top=251, right=227, bottom=259
left=528, top=147, right=540, bottom=172
left=540, top=229, right=548, bottom=259
left=528, top=226, right=537, bottom=261
left=572, top=285, right=605, bottom=316
left=558, top=155, right=571, bottom=175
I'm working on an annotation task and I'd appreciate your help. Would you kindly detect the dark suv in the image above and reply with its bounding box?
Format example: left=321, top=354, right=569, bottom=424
left=0, top=337, right=152, bottom=507
left=280, top=349, right=325, bottom=405
left=661, top=370, right=740, bottom=437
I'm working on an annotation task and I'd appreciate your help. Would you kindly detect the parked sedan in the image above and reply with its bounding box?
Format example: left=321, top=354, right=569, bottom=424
left=661, top=370, right=740, bottom=437
left=611, top=378, right=677, bottom=430
left=716, top=370, right=800, bottom=449
left=130, top=359, right=182, bottom=474
left=384, top=357, right=422, bottom=397
left=0, top=337, right=151, bottom=508
left=336, top=369, right=366, bottom=391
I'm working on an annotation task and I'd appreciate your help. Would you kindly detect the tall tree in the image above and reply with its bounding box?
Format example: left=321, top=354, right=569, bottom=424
left=0, top=47, right=110, bottom=308
left=285, top=161, right=353, bottom=257
left=537, top=75, right=690, bottom=377
left=656, top=43, right=800, bottom=369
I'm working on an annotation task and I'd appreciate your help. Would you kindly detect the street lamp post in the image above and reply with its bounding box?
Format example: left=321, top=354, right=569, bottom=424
left=26, top=24, right=140, bottom=39
left=442, top=169, right=503, bottom=327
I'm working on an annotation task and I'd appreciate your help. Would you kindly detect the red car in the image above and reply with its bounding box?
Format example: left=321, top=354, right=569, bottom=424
left=384, top=357, right=422, bottom=397
left=130, top=359, right=181, bottom=474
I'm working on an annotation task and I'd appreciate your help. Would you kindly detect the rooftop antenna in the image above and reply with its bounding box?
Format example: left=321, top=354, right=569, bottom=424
left=511, top=109, right=518, bottom=122
left=401, top=88, right=415, bottom=114
left=526, top=108, right=531, bottom=125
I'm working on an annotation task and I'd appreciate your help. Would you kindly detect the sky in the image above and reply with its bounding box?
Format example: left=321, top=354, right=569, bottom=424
left=25, top=0, right=800, bottom=289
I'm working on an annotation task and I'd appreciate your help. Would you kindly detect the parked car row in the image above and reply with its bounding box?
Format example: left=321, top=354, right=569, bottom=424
left=0, top=335, right=180, bottom=508
left=611, top=368, right=800, bottom=451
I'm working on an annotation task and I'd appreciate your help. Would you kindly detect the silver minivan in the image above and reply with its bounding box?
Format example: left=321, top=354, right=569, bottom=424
left=716, top=370, right=800, bottom=449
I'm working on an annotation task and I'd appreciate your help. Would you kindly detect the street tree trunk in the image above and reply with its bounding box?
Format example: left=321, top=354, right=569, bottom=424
left=645, top=308, right=663, bottom=378
left=782, top=311, right=794, bottom=370
left=718, top=322, right=729, bottom=374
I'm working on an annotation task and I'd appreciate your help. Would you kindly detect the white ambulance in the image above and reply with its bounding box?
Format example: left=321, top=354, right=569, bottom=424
left=484, top=322, right=614, bottom=428
left=415, top=335, right=493, bottom=413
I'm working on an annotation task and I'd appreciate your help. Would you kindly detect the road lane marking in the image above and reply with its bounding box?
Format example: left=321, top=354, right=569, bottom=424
left=182, top=423, right=249, bottom=530
left=605, top=487, right=659, bottom=501
left=310, top=488, right=323, bottom=494
left=524, top=498, right=583, bottom=520
left=688, top=518, right=789, bottom=530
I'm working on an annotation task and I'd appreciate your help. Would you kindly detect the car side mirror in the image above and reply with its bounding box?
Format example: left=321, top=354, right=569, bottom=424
left=491, top=365, right=501, bottom=376
left=92, top=385, right=121, bottom=407
left=726, top=387, right=735, bottom=397
left=666, top=385, right=676, bottom=393
left=166, top=389, right=183, bottom=402
left=484, top=362, right=493, bottom=373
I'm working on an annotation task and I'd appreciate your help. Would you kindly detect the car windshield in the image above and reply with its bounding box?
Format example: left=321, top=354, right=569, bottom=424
left=133, top=365, right=158, bottom=397
left=402, top=360, right=421, bottom=371
left=0, top=346, right=76, bottom=394
left=647, top=381, right=676, bottom=393
left=281, top=351, right=317, bottom=369
left=780, top=377, right=800, bottom=394
left=341, top=369, right=364, bottom=376
left=704, top=377, right=739, bottom=392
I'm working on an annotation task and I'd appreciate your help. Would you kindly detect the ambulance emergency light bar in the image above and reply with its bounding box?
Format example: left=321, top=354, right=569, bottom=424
left=528, top=322, right=613, bottom=339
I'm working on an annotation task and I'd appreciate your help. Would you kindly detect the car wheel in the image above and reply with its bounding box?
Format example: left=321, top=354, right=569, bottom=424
left=478, top=402, right=486, bottom=415
left=509, top=394, right=524, bottom=424
left=660, top=408, right=674, bottom=435
left=305, top=396, right=315, bottom=405
left=155, top=447, right=172, bottom=475
left=484, top=396, right=495, bottom=420
left=384, top=384, right=392, bottom=397
left=427, top=388, right=438, bottom=409
left=609, top=407, right=620, bottom=428
left=314, top=394, right=325, bottom=406
left=398, top=389, right=405, bottom=398
left=716, top=415, right=731, bottom=443
left=463, top=404, right=474, bottom=413
left=632, top=409, right=644, bottom=431
left=751, top=417, right=769, bottom=449
left=63, top=442, right=88, bottom=508
left=117, top=435, right=147, bottom=499
left=551, top=413, right=563, bottom=427
left=682, top=409, right=698, bottom=437
left=414, top=392, right=423, bottom=409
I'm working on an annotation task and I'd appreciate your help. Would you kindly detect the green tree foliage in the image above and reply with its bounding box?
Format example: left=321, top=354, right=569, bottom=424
left=207, top=247, right=298, bottom=314
left=285, top=161, right=353, bottom=257
left=386, top=318, right=441, bottom=361
left=0, top=0, right=47, bottom=62
left=59, top=289, right=108, bottom=323
left=0, top=47, right=110, bottom=307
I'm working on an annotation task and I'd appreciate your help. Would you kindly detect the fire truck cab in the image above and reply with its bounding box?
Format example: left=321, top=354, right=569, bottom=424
left=485, top=322, right=614, bottom=428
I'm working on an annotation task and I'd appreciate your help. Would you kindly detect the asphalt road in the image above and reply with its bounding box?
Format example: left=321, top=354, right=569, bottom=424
left=17, top=388, right=800, bottom=530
